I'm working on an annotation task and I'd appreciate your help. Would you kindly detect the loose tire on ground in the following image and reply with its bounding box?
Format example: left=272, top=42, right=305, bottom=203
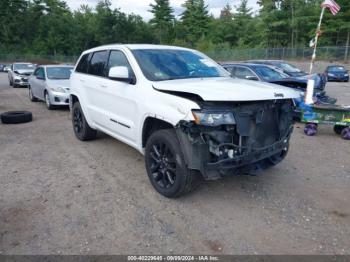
left=72, top=101, right=97, bottom=141
left=1, top=111, right=33, bottom=124
left=145, top=129, right=200, bottom=198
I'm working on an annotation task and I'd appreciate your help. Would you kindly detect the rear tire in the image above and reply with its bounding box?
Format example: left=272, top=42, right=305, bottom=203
left=72, top=101, right=97, bottom=141
left=145, top=129, right=200, bottom=198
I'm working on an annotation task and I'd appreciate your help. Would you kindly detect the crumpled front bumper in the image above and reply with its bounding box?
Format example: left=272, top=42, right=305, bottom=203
left=176, top=100, right=295, bottom=180
left=205, top=128, right=292, bottom=172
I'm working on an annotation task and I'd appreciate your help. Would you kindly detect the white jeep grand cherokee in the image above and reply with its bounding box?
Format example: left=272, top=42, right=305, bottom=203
left=70, top=44, right=299, bottom=198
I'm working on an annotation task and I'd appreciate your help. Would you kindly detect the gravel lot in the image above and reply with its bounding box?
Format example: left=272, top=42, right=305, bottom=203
left=0, top=63, right=350, bottom=255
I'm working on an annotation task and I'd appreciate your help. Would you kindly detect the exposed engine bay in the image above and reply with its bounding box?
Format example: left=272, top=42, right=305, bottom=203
left=176, top=99, right=295, bottom=179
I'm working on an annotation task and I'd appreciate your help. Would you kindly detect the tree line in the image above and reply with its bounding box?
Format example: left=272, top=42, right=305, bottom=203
left=0, top=0, right=349, bottom=57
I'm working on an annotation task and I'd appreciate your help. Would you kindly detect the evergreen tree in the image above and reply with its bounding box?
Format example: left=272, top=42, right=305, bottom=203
left=220, top=3, right=233, bottom=20
left=149, top=0, right=174, bottom=43
left=181, top=0, right=210, bottom=45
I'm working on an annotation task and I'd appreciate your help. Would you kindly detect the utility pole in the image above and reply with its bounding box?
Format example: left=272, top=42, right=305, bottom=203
left=344, top=30, right=350, bottom=62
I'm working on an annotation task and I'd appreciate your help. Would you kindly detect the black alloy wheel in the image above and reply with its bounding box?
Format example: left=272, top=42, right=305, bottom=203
left=148, top=141, right=177, bottom=189
left=73, top=106, right=84, bottom=135
left=72, top=102, right=97, bottom=141
left=145, top=129, right=199, bottom=198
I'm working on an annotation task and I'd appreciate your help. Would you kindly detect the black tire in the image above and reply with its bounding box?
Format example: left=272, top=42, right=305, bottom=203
left=72, top=101, right=97, bottom=141
left=145, top=129, right=199, bottom=198
left=44, top=91, right=54, bottom=110
left=334, top=125, right=345, bottom=135
left=9, top=78, right=13, bottom=86
left=1, top=111, right=33, bottom=124
left=28, top=86, right=38, bottom=102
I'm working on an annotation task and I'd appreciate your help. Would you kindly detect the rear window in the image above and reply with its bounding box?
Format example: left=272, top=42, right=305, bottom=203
left=87, top=51, right=109, bottom=77
left=76, top=53, right=91, bottom=73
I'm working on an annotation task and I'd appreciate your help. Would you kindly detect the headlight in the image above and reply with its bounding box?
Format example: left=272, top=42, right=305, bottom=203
left=328, top=73, right=335, bottom=77
left=49, top=86, right=66, bottom=93
left=345, top=73, right=349, bottom=77
left=192, top=110, right=236, bottom=126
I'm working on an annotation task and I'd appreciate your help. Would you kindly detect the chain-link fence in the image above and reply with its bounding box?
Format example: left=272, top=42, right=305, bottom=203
left=0, top=53, right=78, bottom=64
left=208, top=46, right=350, bottom=62
left=0, top=46, right=349, bottom=64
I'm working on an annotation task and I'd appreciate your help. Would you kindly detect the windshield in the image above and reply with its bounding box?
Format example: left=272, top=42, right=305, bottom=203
left=46, top=67, right=73, bottom=79
left=254, top=66, right=288, bottom=81
left=132, top=49, right=229, bottom=81
left=328, top=66, right=346, bottom=72
left=14, top=64, right=35, bottom=71
left=278, top=63, right=302, bottom=73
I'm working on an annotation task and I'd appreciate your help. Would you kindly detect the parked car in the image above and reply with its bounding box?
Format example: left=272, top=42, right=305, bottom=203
left=28, top=65, right=74, bottom=109
left=222, top=63, right=335, bottom=101
left=324, top=65, right=349, bottom=82
left=0, top=64, right=5, bottom=72
left=8, top=62, right=36, bottom=87
left=222, top=63, right=336, bottom=119
left=70, top=44, right=299, bottom=198
left=247, top=60, right=326, bottom=90
left=3, top=65, right=11, bottom=72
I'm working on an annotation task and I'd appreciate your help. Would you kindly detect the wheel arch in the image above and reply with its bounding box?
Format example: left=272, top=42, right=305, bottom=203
left=142, top=117, right=174, bottom=148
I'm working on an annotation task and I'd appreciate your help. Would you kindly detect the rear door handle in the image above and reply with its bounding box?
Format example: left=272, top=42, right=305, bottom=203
left=100, top=85, right=107, bottom=88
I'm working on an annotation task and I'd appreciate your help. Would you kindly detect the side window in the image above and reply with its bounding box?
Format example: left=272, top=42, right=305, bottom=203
left=107, top=50, right=135, bottom=78
left=33, top=68, right=40, bottom=76
left=234, top=67, right=256, bottom=79
left=37, top=68, right=45, bottom=79
left=87, top=51, right=109, bottom=77
left=76, top=53, right=91, bottom=73
left=226, top=66, right=236, bottom=76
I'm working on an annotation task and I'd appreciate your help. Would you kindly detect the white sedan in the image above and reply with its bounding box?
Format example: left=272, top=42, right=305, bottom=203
left=28, top=65, right=74, bottom=110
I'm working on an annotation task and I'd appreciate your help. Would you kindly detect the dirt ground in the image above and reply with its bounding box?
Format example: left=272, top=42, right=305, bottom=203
left=0, top=62, right=350, bottom=255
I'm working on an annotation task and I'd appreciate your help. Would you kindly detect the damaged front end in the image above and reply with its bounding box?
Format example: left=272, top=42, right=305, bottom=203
left=176, top=99, right=294, bottom=180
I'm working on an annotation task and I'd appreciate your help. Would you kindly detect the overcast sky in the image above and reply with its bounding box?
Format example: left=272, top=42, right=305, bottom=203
left=65, top=0, right=259, bottom=20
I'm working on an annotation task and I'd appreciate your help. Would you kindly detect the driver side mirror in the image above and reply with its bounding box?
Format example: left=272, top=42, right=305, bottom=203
left=108, top=66, right=135, bottom=84
left=245, top=75, right=259, bottom=81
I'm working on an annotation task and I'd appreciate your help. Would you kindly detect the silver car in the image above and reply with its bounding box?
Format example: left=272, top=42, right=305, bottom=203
left=28, top=65, right=74, bottom=110
left=8, top=62, right=36, bottom=87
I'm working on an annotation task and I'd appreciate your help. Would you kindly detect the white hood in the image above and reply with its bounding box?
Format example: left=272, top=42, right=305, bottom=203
left=153, top=77, right=300, bottom=102
left=16, top=69, right=34, bottom=75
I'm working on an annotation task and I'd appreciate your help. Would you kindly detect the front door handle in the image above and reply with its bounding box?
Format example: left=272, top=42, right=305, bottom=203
left=100, top=85, right=107, bottom=88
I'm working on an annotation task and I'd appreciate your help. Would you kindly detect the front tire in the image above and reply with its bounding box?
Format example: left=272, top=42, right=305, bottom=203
left=29, top=87, right=38, bottom=102
left=72, top=101, right=97, bottom=141
left=145, top=129, right=199, bottom=198
left=45, top=91, right=54, bottom=110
